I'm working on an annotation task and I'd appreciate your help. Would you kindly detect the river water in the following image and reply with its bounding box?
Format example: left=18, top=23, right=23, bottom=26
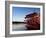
left=12, top=23, right=27, bottom=31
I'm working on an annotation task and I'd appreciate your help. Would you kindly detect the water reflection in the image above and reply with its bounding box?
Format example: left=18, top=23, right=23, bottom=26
left=12, top=23, right=27, bottom=31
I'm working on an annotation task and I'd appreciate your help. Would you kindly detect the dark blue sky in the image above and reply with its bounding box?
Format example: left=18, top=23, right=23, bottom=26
left=12, top=7, right=40, bottom=22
